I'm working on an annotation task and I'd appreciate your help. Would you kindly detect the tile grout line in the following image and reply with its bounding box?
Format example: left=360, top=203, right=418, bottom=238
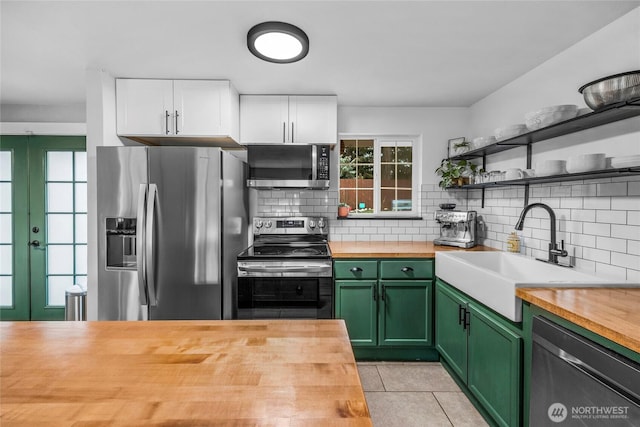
left=432, top=391, right=455, bottom=427
left=374, top=364, right=387, bottom=392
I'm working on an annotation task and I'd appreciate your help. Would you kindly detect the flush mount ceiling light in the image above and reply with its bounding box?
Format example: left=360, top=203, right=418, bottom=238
left=247, top=21, right=309, bottom=64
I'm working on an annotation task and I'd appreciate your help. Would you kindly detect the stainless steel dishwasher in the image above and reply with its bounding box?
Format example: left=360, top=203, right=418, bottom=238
left=530, top=316, right=640, bottom=426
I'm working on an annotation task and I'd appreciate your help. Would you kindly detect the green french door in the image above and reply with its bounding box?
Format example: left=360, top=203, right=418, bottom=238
left=0, top=135, right=86, bottom=320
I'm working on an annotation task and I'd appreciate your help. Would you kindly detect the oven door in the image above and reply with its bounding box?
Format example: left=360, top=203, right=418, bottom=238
left=237, top=276, right=332, bottom=319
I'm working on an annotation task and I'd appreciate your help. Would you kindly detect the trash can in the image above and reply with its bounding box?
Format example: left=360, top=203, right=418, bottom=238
left=65, top=285, right=87, bottom=321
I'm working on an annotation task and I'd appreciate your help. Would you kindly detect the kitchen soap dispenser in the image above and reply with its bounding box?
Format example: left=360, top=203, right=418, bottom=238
left=507, top=232, right=521, bottom=253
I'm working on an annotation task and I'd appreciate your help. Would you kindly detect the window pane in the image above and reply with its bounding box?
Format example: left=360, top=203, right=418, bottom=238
left=0, top=275, right=12, bottom=307
left=357, top=165, right=374, bottom=188
left=357, top=140, right=374, bottom=163
left=340, top=140, right=357, bottom=161
left=47, top=152, right=73, bottom=181
left=75, top=183, right=87, bottom=212
left=381, top=146, right=395, bottom=163
left=47, top=276, right=73, bottom=306
left=339, top=189, right=356, bottom=208
left=381, top=164, right=396, bottom=187
left=47, top=214, right=74, bottom=243
left=0, top=245, right=12, bottom=274
left=0, top=214, right=12, bottom=244
left=76, top=214, right=87, bottom=244
left=340, top=164, right=356, bottom=180
left=47, top=183, right=73, bottom=212
left=355, top=190, right=374, bottom=213
left=0, top=183, right=11, bottom=212
left=75, top=152, right=87, bottom=181
left=397, top=147, right=412, bottom=163
left=0, top=152, right=11, bottom=181
left=75, top=275, right=87, bottom=288
left=47, top=245, right=74, bottom=275
left=75, top=245, right=87, bottom=275
left=397, top=164, right=412, bottom=186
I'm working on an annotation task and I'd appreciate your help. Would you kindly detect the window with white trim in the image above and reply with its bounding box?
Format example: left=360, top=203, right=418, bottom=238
left=339, top=136, right=420, bottom=216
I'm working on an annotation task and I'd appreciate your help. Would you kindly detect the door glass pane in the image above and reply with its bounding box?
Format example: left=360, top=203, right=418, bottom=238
left=47, top=276, right=73, bottom=306
left=0, top=245, right=12, bottom=274
left=74, top=152, right=87, bottom=181
left=75, top=214, right=87, bottom=243
left=45, top=150, right=87, bottom=307
left=47, top=152, right=73, bottom=181
left=75, top=183, right=87, bottom=212
left=47, top=245, right=73, bottom=275
left=0, top=214, right=11, bottom=244
left=0, top=276, right=12, bottom=307
left=0, top=152, right=11, bottom=181
left=47, top=214, right=74, bottom=243
left=0, top=183, right=11, bottom=212
left=47, top=183, right=73, bottom=212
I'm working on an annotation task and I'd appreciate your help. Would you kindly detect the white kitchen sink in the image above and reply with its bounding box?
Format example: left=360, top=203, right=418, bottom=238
left=435, top=251, right=638, bottom=322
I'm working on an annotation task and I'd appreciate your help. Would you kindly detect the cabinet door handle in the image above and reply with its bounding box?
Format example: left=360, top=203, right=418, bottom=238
left=283, top=122, right=286, bottom=143
left=165, top=110, right=170, bottom=134
left=175, top=110, right=179, bottom=134
left=458, top=304, right=465, bottom=325
left=349, top=267, right=363, bottom=273
left=464, top=309, right=471, bottom=331
left=381, top=284, right=386, bottom=301
left=401, top=267, right=414, bottom=273
left=291, top=122, right=294, bottom=143
left=373, top=286, right=377, bottom=301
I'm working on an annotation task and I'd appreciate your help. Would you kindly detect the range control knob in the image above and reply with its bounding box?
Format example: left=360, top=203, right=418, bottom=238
left=265, top=220, right=273, bottom=228
left=318, top=218, right=326, bottom=229
left=309, top=220, right=316, bottom=229
left=255, top=220, right=264, bottom=229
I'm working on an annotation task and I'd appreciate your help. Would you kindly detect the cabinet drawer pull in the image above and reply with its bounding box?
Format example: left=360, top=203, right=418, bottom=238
left=401, top=266, right=414, bottom=273
left=349, top=267, right=363, bottom=273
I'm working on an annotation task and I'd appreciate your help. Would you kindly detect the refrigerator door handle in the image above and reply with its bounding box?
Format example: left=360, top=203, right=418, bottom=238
left=146, top=184, right=158, bottom=306
left=136, top=184, right=148, bottom=305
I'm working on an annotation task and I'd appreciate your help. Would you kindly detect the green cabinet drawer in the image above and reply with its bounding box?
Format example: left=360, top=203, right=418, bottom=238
left=380, top=260, right=433, bottom=279
left=334, top=260, right=378, bottom=279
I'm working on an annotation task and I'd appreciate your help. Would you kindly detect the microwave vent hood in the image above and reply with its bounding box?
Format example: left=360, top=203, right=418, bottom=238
left=246, top=144, right=330, bottom=190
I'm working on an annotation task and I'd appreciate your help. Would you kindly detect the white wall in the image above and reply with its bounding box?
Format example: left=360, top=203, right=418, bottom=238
left=85, top=68, right=125, bottom=320
left=1, top=103, right=86, bottom=123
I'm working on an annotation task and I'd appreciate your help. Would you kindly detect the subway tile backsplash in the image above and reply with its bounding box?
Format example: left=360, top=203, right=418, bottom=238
left=254, top=177, right=640, bottom=281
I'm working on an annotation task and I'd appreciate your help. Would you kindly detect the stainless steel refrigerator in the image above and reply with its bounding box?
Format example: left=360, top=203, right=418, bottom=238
left=97, top=146, right=248, bottom=320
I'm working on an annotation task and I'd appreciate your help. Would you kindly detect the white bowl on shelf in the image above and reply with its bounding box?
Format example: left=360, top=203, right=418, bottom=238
left=472, top=136, right=497, bottom=148
left=494, top=124, right=528, bottom=141
left=536, top=160, right=567, bottom=177
left=611, top=155, right=640, bottom=169
left=566, top=153, right=606, bottom=173
left=524, top=105, right=579, bottom=131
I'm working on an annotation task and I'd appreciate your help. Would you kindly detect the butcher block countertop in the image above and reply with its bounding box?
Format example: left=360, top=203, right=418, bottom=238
left=329, top=241, right=496, bottom=258
left=517, top=288, right=640, bottom=354
left=0, top=320, right=372, bottom=426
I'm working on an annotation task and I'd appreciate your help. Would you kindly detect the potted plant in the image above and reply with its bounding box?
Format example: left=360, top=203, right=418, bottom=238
left=338, top=202, right=351, bottom=218
left=435, top=159, right=479, bottom=189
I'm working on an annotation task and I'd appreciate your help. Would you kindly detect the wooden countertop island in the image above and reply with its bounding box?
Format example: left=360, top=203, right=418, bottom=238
left=329, top=241, right=496, bottom=258
left=1, top=320, right=372, bottom=426
left=517, top=288, right=640, bottom=354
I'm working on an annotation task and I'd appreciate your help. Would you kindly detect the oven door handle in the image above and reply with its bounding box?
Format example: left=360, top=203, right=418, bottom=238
left=238, top=265, right=331, bottom=273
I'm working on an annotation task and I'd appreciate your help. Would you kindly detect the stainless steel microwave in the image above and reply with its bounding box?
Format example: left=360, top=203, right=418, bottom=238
left=246, top=144, right=330, bottom=189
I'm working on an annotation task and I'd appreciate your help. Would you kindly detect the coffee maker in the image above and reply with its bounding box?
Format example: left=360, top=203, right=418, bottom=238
left=434, top=210, right=477, bottom=248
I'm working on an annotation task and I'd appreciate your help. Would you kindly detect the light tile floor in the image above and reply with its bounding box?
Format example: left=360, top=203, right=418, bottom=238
left=357, top=362, right=488, bottom=427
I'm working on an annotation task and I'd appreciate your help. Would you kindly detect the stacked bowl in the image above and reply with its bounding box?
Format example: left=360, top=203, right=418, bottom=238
left=524, top=105, right=579, bottom=131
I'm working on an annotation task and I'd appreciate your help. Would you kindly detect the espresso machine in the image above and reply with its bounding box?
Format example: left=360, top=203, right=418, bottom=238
left=434, top=210, right=477, bottom=248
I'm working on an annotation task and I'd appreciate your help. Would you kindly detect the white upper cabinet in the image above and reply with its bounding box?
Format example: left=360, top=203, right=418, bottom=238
left=240, top=95, right=337, bottom=144
left=116, top=79, right=239, bottom=144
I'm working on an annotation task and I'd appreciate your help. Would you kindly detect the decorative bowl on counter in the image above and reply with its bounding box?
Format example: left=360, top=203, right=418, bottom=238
left=536, top=160, right=567, bottom=177
left=578, top=70, right=640, bottom=110
left=439, top=203, right=456, bottom=210
left=566, top=153, right=606, bottom=173
left=524, top=104, right=579, bottom=131
left=494, top=124, right=528, bottom=141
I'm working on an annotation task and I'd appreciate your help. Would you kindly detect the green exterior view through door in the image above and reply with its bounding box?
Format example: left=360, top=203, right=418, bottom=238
left=0, top=135, right=86, bottom=320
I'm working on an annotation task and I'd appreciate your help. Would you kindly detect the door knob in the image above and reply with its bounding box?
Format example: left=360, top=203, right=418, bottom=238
left=29, top=240, right=40, bottom=247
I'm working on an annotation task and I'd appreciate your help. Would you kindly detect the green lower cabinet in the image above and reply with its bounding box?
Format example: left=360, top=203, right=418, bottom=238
left=379, top=280, right=432, bottom=346
left=436, top=279, right=523, bottom=427
left=334, top=259, right=435, bottom=359
left=435, top=280, right=468, bottom=381
left=335, top=280, right=377, bottom=346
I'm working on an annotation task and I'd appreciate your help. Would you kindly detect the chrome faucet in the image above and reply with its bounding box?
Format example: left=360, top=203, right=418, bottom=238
left=515, top=203, right=569, bottom=266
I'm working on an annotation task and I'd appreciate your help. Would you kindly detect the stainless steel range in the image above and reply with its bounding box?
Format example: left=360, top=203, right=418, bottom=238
left=236, top=217, right=332, bottom=319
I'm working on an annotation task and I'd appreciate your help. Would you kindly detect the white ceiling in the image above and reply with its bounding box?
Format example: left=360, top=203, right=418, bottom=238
left=1, top=0, right=639, bottom=109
